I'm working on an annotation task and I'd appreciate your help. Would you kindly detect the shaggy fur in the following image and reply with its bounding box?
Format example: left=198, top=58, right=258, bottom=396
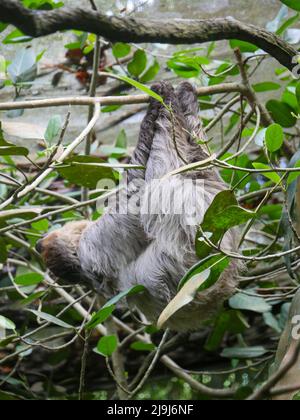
left=38, top=81, right=240, bottom=331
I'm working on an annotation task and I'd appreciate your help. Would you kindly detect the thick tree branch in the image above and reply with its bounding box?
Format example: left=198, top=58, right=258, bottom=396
left=0, top=0, right=297, bottom=71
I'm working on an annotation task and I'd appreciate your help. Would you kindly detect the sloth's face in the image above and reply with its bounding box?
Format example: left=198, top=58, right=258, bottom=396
left=36, top=221, right=92, bottom=282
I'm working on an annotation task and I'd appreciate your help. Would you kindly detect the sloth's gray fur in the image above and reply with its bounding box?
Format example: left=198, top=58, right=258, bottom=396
left=39, top=81, right=241, bottom=331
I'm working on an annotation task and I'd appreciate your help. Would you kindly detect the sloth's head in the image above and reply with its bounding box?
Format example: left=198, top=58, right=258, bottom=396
left=36, top=221, right=92, bottom=282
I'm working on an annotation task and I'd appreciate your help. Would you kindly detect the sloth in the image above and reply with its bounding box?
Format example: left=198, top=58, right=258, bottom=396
left=37, top=81, right=241, bottom=331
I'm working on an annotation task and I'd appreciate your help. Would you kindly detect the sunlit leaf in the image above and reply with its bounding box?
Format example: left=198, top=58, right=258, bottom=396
left=178, top=254, right=230, bottom=290
left=253, top=82, right=281, bottom=92
left=96, top=335, right=118, bottom=357
left=140, top=59, right=160, bottom=83
left=265, top=123, right=284, bottom=152
left=127, top=50, right=147, bottom=77
left=15, top=273, right=44, bottom=286
left=279, top=0, right=300, bottom=11
left=112, top=42, right=131, bottom=59
left=116, top=74, right=164, bottom=104
left=229, top=39, right=258, bottom=53
left=252, top=162, right=282, bottom=184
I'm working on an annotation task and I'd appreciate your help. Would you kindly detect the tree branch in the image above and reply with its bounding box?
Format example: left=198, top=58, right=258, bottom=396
left=0, top=0, right=297, bottom=71
left=0, top=83, right=246, bottom=111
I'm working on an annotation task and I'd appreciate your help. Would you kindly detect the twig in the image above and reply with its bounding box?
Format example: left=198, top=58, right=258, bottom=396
left=247, top=341, right=300, bottom=400
left=0, top=103, right=101, bottom=210
left=128, top=330, right=170, bottom=400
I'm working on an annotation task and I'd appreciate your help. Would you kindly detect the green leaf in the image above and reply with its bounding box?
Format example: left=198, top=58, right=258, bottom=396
left=277, top=13, right=299, bottom=35
left=229, top=39, right=258, bottom=53
left=167, top=56, right=209, bottom=79
left=31, top=219, right=49, bottom=231
left=221, top=346, right=269, bottom=359
left=252, top=82, right=281, bottom=92
left=266, top=100, right=297, bottom=128
left=0, top=123, right=29, bottom=156
left=0, top=23, right=8, bottom=34
left=15, top=273, right=44, bottom=286
left=28, top=310, right=74, bottom=329
left=0, top=238, right=8, bottom=263
left=265, top=123, right=284, bottom=152
left=287, top=159, right=300, bottom=185
left=295, top=81, right=300, bottom=108
left=20, top=291, right=46, bottom=306
left=112, top=74, right=164, bottom=104
left=221, top=154, right=250, bottom=188
left=115, top=129, right=127, bottom=149
left=229, top=293, right=272, bottom=313
left=130, top=341, right=156, bottom=352
left=140, top=60, right=160, bottom=83
left=0, top=315, right=16, bottom=331
left=3, top=29, right=32, bottom=44
left=96, top=335, right=118, bottom=357
left=0, top=55, right=6, bottom=82
left=44, top=115, right=62, bottom=145
left=103, top=285, right=146, bottom=309
left=85, top=305, right=115, bottom=330
left=205, top=310, right=249, bottom=352
left=195, top=190, right=255, bottom=259
left=112, top=43, right=131, bottom=59
left=252, top=162, right=282, bottom=184
left=282, top=88, right=299, bottom=113
left=22, top=0, right=64, bottom=10
left=101, top=105, right=122, bottom=113
left=7, top=48, right=37, bottom=84
left=127, top=50, right=147, bottom=78
left=280, top=0, right=300, bottom=11
left=56, top=156, right=116, bottom=189
left=178, top=254, right=230, bottom=290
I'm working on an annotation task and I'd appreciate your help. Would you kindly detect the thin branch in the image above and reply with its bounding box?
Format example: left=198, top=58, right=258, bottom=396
left=247, top=341, right=300, bottom=400
left=0, top=84, right=246, bottom=111
left=0, top=103, right=101, bottom=210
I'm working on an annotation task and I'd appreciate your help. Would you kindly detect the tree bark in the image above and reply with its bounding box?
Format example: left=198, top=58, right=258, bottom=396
left=0, top=0, right=297, bottom=71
